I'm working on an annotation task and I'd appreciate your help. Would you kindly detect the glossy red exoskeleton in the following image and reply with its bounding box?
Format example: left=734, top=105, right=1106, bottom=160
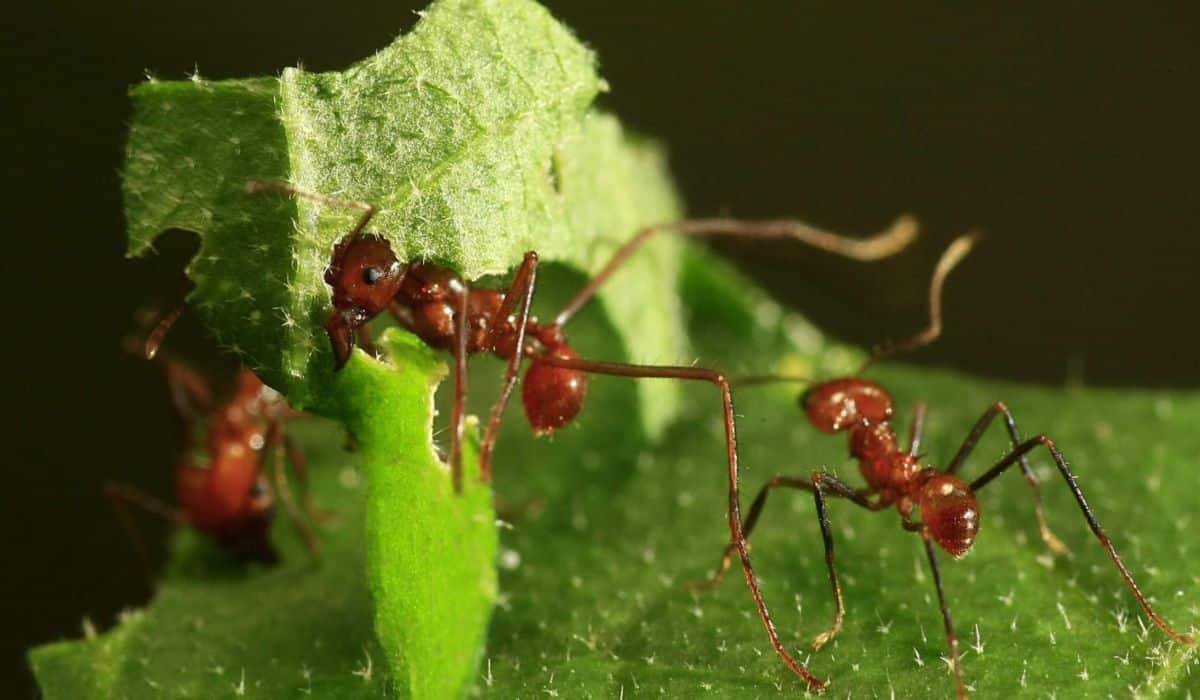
left=107, top=309, right=326, bottom=567
left=247, top=179, right=922, bottom=687
left=695, top=236, right=1197, bottom=696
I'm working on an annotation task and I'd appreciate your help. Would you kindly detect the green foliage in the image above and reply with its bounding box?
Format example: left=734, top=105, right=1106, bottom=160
left=31, top=0, right=1198, bottom=697
left=32, top=252, right=1199, bottom=698
left=121, top=0, right=684, bottom=426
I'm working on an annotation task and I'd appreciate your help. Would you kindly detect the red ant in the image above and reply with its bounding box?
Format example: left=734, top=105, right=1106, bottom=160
left=246, top=179, right=921, bottom=688
left=106, top=309, right=326, bottom=568
left=692, top=235, right=1197, bottom=696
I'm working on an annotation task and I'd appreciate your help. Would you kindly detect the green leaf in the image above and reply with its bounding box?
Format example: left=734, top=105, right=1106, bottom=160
left=34, top=0, right=1198, bottom=696
left=53, top=0, right=682, bottom=696
left=476, top=250, right=1200, bottom=698
left=121, top=0, right=684, bottom=428
left=35, top=249, right=1198, bottom=698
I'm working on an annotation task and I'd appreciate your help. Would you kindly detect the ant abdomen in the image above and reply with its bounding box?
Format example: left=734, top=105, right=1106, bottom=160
left=522, top=345, right=587, bottom=435
left=917, top=473, right=980, bottom=559
left=803, top=378, right=894, bottom=433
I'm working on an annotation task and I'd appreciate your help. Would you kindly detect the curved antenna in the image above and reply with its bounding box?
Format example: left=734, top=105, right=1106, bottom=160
left=554, top=215, right=919, bottom=329
left=862, top=231, right=980, bottom=371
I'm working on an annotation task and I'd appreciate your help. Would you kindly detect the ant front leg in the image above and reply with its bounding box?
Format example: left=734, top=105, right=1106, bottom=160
left=971, top=435, right=1196, bottom=647
left=284, top=434, right=335, bottom=524
left=810, top=471, right=884, bottom=650
left=104, top=482, right=185, bottom=584
left=688, top=471, right=880, bottom=652
left=921, top=536, right=969, bottom=700
left=479, top=251, right=539, bottom=483
left=267, top=420, right=321, bottom=558
left=533, top=354, right=828, bottom=692
left=946, top=402, right=1068, bottom=556
left=687, top=475, right=817, bottom=590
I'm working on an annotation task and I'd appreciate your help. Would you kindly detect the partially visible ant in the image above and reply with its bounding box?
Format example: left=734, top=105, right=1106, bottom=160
left=246, top=178, right=921, bottom=688
left=107, top=308, right=327, bottom=570
left=691, top=235, right=1197, bottom=696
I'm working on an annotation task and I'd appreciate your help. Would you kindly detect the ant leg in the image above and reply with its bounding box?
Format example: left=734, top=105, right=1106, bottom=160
left=922, top=536, right=969, bottom=700
left=553, top=216, right=918, bottom=328
left=267, top=420, right=320, bottom=558
left=245, top=180, right=376, bottom=240
left=971, top=435, right=1196, bottom=646
left=687, top=475, right=817, bottom=590
left=946, top=403, right=1067, bottom=556
left=142, top=307, right=183, bottom=360
left=689, top=471, right=877, bottom=589
left=809, top=471, right=889, bottom=651
left=283, top=435, right=335, bottom=524
left=908, top=401, right=928, bottom=456
left=447, top=286, right=470, bottom=491
left=103, top=482, right=184, bottom=582
left=534, top=354, right=828, bottom=692
left=479, top=251, right=539, bottom=482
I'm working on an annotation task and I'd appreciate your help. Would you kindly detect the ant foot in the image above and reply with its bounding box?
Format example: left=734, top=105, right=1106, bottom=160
left=306, top=505, right=339, bottom=525
left=1040, top=526, right=1070, bottom=557
left=683, top=548, right=736, bottom=591
left=812, top=627, right=839, bottom=652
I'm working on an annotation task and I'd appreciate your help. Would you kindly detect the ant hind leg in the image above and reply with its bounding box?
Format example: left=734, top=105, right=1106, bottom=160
left=971, top=434, right=1195, bottom=647
left=947, top=402, right=1068, bottom=556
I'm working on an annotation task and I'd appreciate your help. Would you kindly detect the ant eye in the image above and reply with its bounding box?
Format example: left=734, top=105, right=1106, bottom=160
left=362, top=267, right=383, bottom=285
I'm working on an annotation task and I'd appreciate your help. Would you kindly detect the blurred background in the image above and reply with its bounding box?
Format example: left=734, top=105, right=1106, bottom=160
left=2, top=1, right=1197, bottom=695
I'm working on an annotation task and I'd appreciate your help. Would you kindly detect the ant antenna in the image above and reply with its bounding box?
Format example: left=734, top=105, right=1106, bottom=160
left=245, top=180, right=377, bottom=241
left=861, top=231, right=980, bottom=372
left=554, top=215, right=919, bottom=328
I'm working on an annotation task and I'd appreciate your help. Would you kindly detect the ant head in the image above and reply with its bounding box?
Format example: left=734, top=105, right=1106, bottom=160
left=522, top=345, right=587, bottom=435
left=917, top=473, right=980, bottom=558
left=324, top=233, right=406, bottom=368
left=802, top=378, right=894, bottom=433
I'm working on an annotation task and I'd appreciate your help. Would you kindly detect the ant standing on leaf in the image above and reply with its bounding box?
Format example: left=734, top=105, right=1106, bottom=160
left=691, top=235, right=1197, bottom=696
left=246, top=178, right=920, bottom=689
left=106, top=308, right=328, bottom=569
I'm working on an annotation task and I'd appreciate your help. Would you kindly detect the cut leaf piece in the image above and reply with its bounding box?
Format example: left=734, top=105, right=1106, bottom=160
left=122, top=0, right=684, bottom=426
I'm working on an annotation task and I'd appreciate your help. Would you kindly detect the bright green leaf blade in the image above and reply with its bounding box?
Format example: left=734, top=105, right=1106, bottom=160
left=475, top=250, right=1199, bottom=698
left=32, top=254, right=1198, bottom=698
left=333, top=331, right=497, bottom=699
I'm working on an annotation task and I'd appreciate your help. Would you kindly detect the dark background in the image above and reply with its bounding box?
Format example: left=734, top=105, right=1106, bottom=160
left=3, top=2, right=1197, bottom=695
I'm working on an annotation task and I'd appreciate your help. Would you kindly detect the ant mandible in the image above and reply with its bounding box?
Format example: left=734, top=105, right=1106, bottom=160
left=107, top=308, right=327, bottom=568
left=693, top=235, right=1197, bottom=696
left=246, top=178, right=920, bottom=689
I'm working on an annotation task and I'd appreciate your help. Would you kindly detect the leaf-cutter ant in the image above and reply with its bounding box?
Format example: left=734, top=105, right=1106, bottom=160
left=107, top=308, right=328, bottom=568
left=246, top=179, right=921, bottom=687
left=692, top=235, right=1197, bottom=696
